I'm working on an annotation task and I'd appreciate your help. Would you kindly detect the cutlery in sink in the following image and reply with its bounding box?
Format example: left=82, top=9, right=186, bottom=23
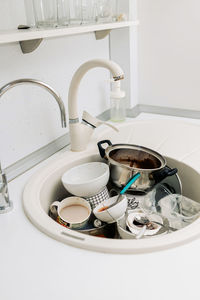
left=134, top=215, right=177, bottom=232
left=107, top=173, right=141, bottom=210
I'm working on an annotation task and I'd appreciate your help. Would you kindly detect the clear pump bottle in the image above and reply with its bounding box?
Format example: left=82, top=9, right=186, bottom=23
left=110, top=80, right=126, bottom=122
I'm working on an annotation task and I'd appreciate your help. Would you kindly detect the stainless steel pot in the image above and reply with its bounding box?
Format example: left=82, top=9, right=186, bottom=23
left=97, top=140, right=178, bottom=192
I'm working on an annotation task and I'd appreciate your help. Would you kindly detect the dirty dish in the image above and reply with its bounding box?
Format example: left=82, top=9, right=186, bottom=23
left=78, top=216, right=116, bottom=238
left=133, top=215, right=177, bottom=232
left=50, top=197, right=91, bottom=229
left=61, top=162, right=109, bottom=197
left=126, top=212, right=162, bottom=236
left=97, top=140, right=177, bottom=192
left=140, top=172, right=182, bottom=214
left=93, top=195, right=128, bottom=223
left=106, top=172, right=141, bottom=210
left=117, top=209, right=168, bottom=239
left=158, top=194, right=200, bottom=229
left=141, top=183, right=172, bottom=214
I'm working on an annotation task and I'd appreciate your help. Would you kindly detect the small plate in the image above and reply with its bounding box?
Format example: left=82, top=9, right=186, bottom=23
left=126, top=211, right=162, bottom=236
left=117, top=209, right=169, bottom=239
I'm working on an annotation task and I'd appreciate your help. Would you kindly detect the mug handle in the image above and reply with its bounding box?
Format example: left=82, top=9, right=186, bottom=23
left=50, top=201, right=60, bottom=215
left=50, top=201, right=71, bottom=228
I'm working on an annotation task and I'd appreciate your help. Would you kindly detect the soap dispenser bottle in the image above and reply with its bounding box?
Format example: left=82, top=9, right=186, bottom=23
left=110, top=80, right=126, bottom=122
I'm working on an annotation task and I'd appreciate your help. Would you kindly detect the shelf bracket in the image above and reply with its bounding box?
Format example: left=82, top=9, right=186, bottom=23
left=95, top=29, right=111, bottom=40
left=17, top=25, right=43, bottom=54
left=19, top=38, right=43, bottom=54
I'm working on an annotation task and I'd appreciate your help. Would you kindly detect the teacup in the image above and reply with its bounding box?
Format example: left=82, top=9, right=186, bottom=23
left=50, top=197, right=91, bottom=229
left=93, top=195, right=128, bottom=224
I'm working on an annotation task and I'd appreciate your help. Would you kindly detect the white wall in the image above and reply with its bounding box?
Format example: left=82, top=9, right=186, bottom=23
left=138, top=0, right=200, bottom=111
left=0, top=1, right=111, bottom=168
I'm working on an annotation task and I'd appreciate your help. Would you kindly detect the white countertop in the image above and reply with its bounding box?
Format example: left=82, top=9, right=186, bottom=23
left=1, top=113, right=200, bottom=300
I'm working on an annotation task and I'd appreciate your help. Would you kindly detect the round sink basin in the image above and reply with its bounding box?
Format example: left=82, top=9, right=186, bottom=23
left=23, top=119, right=200, bottom=254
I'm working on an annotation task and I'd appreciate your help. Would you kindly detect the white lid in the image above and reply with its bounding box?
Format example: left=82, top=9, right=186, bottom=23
left=110, top=80, right=125, bottom=99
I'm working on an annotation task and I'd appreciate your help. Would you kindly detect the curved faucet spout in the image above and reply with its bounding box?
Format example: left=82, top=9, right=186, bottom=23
left=68, top=59, right=124, bottom=152
left=0, top=79, right=67, bottom=128
left=68, top=59, right=124, bottom=120
left=0, top=78, right=67, bottom=213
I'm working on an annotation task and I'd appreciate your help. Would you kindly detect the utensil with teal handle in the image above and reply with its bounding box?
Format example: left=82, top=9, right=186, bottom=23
left=107, top=173, right=141, bottom=209
left=120, top=172, right=141, bottom=195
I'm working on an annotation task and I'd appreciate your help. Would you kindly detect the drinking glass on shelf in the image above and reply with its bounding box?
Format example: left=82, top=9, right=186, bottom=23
left=69, top=0, right=83, bottom=25
left=97, top=0, right=112, bottom=23
left=111, top=0, right=119, bottom=22
left=57, top=0, right=70, bottom=26
left=32, top=0, right=58, bottom=28
left=82, top=0, right=97, bottom=24
left=97, top=0, right=118, bottom=23
left=24, top=0, right=36, bottom=27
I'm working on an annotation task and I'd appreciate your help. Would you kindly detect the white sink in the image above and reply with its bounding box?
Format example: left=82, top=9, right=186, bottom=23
left=23, top=119, right=200, bottom=254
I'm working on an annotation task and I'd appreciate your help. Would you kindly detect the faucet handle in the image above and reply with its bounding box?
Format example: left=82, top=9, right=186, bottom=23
left=102, top=121, right=119, bottom=132
left=82, top=111, right=119, bottom=132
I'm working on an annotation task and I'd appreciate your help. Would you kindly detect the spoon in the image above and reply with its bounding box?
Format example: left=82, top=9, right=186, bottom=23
left=107, top=173, right=141, bottom=210
left=135, top=225, right=147, bottom=239
left=152, top=220, right=177, bottom=232
left=134, top=215, right=177, bottom=232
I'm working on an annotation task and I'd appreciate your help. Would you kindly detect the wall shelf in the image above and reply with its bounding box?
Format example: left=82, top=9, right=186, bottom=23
left=0, top=21, right=138, bottom=53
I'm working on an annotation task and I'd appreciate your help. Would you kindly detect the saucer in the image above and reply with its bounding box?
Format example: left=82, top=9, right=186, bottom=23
left=117, top=209, right=169, bottom=239
left=126, top=211, right=162, bottom=236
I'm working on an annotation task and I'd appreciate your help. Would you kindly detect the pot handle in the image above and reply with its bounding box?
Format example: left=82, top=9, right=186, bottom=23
left=152, top=166, right=178, bottom=184
left=97, top=140, right=112, bottom=158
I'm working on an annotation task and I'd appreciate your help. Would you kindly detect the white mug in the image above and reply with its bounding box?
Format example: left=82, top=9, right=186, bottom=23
left=50, top=197, right=91, bottom=229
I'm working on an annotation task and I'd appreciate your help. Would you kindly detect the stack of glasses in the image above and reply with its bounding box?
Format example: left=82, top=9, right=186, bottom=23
left=32, top=0, right=124, bottom=28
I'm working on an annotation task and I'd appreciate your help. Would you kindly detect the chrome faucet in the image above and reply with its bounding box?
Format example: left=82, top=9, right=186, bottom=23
left=0, top=78, right=67, bottom=213
left=68, top=59, right=124, bottom=152
left=0, top=163, right=11, bottom=213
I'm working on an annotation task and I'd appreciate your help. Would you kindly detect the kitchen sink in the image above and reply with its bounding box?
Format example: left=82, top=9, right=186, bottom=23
left=23, top=119, right=200, bottom=254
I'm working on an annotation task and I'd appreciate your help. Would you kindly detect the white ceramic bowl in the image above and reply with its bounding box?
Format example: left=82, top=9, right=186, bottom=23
left=61, top=162, right=110, bottom=197
left=93, top=195, right=128, bottom=223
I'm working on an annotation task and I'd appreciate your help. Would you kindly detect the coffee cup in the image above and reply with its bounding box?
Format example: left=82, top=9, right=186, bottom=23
left=50, top=197, right=91, bottom=229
